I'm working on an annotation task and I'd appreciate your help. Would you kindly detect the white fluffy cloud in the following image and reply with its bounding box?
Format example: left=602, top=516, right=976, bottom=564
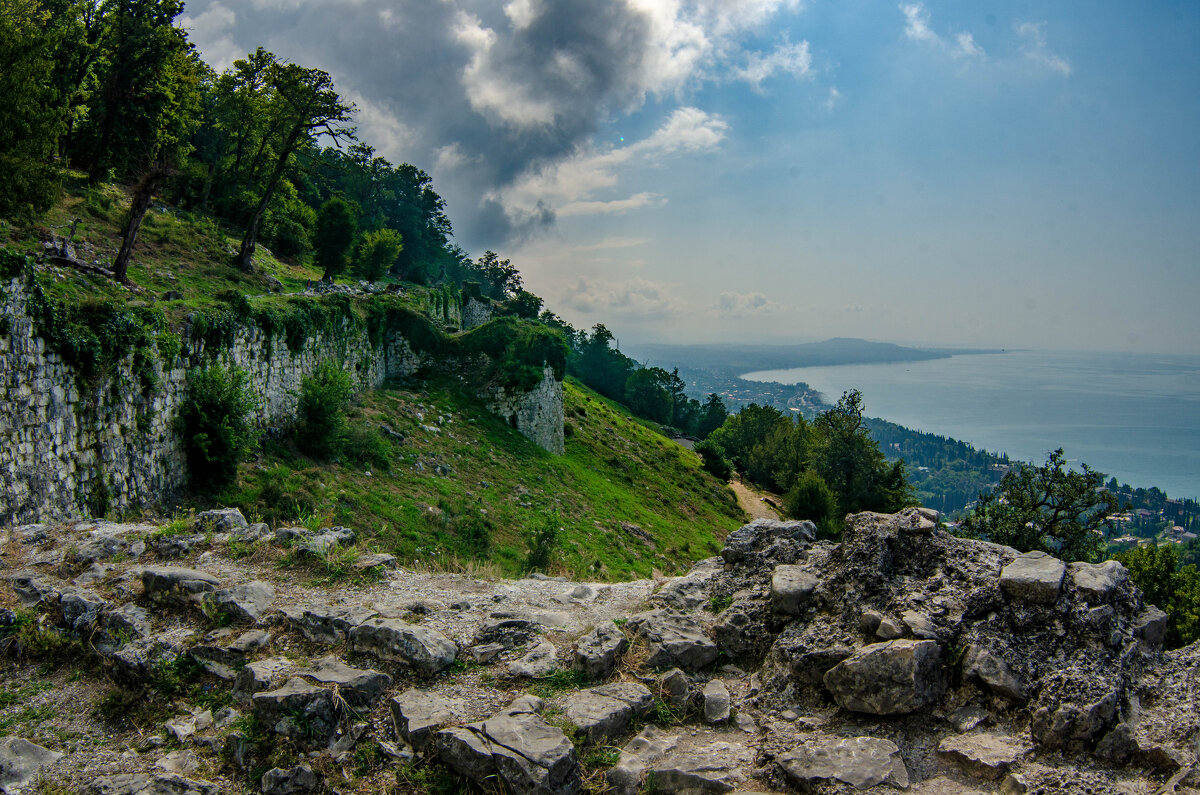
left=561, top=276, right=684, bottom=317
left=899, top=3, right=984, bottom=60
left=713, top=291, right=786, bottom=316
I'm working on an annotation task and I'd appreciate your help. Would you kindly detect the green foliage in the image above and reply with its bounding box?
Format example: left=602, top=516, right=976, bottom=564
left=809, top=391, right=914, bottom=516
left=1115, top=544, right=1200, bottom=650
left=452, top=317, right=570, bottom=390
left=695, top=439, right=732, bottom=481
left=524, top=513, right=562, bottom=573
left=624, top=368, right=673, bottom=425
left=0, top=0, right=68, bottom=219
left=962, top=448, right=1117, bottom=562
left=314, top=196, right=358, bottom=281
left=783, top=470, right=840, bottom=536
left=354, top=227, right=403, bottom=283
left=178, top=364, right=258, bottom=491
left=296, top=361, right=355, bottom=459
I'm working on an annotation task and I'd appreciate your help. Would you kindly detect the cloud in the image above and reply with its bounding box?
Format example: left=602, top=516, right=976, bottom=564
left=734, top=39, right=813, bottom=90
left=560, top=276, right=685, bottom=318
left=713, top=291, right=785, bottom=316
left=1016, top=21, right=1071, bottom=75
left=823, top=85, right=843, bottom=111
left=497, top=107, right=728, bottom=218
left=179, top=0, right=808, bottom=249
left=899, top=3, right=984, bottom=60
left=558, top=192, right=666, bottom=217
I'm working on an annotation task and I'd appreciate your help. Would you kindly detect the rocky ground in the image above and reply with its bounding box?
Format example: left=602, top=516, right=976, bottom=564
left=0, top=507, right=1196, bottom=794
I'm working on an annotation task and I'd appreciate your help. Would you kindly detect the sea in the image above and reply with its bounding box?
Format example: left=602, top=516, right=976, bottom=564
left=743, top=349, right=1200, bottom=501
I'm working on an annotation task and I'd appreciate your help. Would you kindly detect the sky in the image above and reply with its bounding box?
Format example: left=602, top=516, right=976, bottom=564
left=180, top=0, right=1200, bottom=354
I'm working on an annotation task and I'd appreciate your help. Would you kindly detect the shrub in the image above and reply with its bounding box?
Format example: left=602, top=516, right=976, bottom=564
left=695, top=439, right=732, bottom=481
left=178, top=364, right=258, bottom=491
left=524, top=513, right=561, bottom=573
left=296, top=361, right=355, bottom=459
left=784, top=470, right=841, bottom=538
left=354, top=228, right=403, bottom=283
left=1115, top=543, right=1200, bottom=649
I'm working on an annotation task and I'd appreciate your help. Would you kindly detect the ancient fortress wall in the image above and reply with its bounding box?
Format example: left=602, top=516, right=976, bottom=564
left=0, top=277, right=562, bottom=525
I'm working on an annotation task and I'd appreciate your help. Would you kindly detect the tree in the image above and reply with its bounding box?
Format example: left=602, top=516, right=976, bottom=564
left=296, top=361, right=354, bottom=458
left=962, top=448, right=1117, bottom=562
left=236, top=55, right=354, bottom=271
left=354, top=227, right=402, bottom=283
left=697, top=394, right=729, bottom=438
left=177, top=364, right=258, bottom=491
left=624, top=368, right=672, bottom=425
left=809, top=390, right=913, bottom=515
left=0, top=1, right=70, bottom=218
left=314, top=196, right=357, bottom=282
left=784, top=470, right=840, bottom=535
left=695, top=439, right=733, bottom=480
left=1115, top=543, right=1200, bottom=649
left=474, top=251, right=522, bottom=299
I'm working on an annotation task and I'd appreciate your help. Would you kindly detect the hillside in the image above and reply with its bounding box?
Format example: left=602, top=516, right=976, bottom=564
left=223, top=376, right=744, bottom=581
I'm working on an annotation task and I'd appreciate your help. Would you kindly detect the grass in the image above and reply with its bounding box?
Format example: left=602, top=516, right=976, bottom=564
left=226, top=377, right=744, bottom=580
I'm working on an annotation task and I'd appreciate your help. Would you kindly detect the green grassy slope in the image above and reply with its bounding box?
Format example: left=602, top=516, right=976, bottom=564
left=225, top=377, right=745, bottom=580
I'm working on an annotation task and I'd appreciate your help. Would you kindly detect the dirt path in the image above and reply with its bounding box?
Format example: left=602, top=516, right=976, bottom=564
left=730, top=478, right=782, bottom=520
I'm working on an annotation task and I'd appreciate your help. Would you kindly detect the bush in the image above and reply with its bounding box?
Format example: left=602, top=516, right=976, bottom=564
left=178, top=365, right=258, bottom=491
left=354, top=228, right=403, bottom=283
left=695, top=439, right=732, bottom=481
left=1115, top=544, right=1200, bottom=650
left=784, top=470, right=841, bottom=538
left=524, top=513, right=561, bottom=573
left=296, top=362, right=355, bottom=459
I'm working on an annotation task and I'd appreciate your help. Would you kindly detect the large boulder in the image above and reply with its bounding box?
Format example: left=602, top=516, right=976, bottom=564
left=436, top=696, right=581, bottom=795
left=349, top=617, right=456, bottom=674
left=562, top=683, right=653, bottom=742
left=643, top=739, right=753, bottom=793
left=390, top=689, right=463, bottom=751
left=194, top=508, right=247, bottom=533
left=508, top=639, right=559, bottom=679
left=141, top=567, right=220, bottom=604
left=252, top=678, right=338, bottom=747
left=1069, top=560, right=1129, bottom=603
left=628, top=610, right=717, bottom=671
left=777, top=736, right=910, bottom=791
left=771, top=565, right=819, bottom=615
left=206, top=581, right=275, bottom=624
left=279, top=604, right=376, bottom=645
left=572, top=622, right=627, bottom=679
left=298, top=655, right=391, bottom=708
left=1000, top=552, right=1066, bottom=605
left=823, top=639, right=945, bottom=715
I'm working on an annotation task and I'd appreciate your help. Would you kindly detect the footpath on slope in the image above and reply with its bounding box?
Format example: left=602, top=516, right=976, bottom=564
left=0, top=507, right=1194, bottom=795
left=729, top=478, right=782, bottom=521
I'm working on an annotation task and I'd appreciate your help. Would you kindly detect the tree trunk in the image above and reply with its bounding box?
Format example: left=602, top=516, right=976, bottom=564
left=237, top=126, right=302, bottom=272
left=112, top=164, right=168, bottom=284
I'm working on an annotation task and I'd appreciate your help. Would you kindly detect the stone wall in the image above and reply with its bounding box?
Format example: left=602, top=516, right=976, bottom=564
left=0, top=277, right=562, bottom=525
left=481, top=366, right=566, bottom=456
left=462, top=297, right=494, bottom=331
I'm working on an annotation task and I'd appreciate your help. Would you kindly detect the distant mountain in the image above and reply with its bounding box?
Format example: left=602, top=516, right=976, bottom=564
left=623, top=337, right=1004, bottom=374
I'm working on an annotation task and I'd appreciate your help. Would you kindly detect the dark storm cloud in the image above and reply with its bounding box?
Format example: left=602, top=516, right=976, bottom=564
left=180, top=0, right=657, bottom=249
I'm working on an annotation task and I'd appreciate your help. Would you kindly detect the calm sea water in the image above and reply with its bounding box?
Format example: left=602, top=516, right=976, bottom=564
left=744, top=350, right=1200, bottom=500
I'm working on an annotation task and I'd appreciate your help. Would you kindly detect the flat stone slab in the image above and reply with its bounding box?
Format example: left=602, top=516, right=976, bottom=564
left=823, top=639, right=945, bottom=715
left=298, top=654, right=391, bottom=708
left=778, top=735, right=910, bottom=791
left=1000, top=552, right=1065, bottom=605
left=606, top=726, right=680, bottom=795
left=390, top=689, right=463, bottom=751
left=562, top=682, right=653, bottom=742
left=573, top=622, right=628, bottom=679
left=1069, top=560, right=1128, bottom=603
left=0, top=736, right=63, bottom=793
left=350, top=617, right=457, bottom=674
left=645, top=739, right=754, bottom=793
left=937, top=732, right=1029, bottom=780
left=628, top=609, right=718, bottom=671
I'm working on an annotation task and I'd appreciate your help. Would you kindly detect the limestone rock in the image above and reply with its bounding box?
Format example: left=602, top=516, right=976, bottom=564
left=703, top=679, right=730, bottom=724
left=937, top=732, right=1029, bottom=781
left=999, top=552, right=1066, bottom=605
left=279, top=604, right=376, bottom=645
left=1133, top=606, right=1168, bottom=651
left=0, top=737, right=63, bottom=793
left=509, top=638, right=559, bottom=678
left=207, top=581, right=274, bottom=624
left=351, top=617, right=456, bottom=675
left=475, top=612, right=543, bottom=648
left=652, top=558, right=723, bottom=609
left=87, top=774, right=219, bottom=795
left=59, top=587, right=107, bottom=630
left=823, top=639, right=945, bottom=715
left=962, top=644, right=1026, bottom=702
left=562, top=682, right=653, bottom=742
left=628, top=609, right=717, bottom=671
left=390, top=689, right=462, bottom=751
left=233, top=657, right=297, bottom=702
left=468, top=642, right=505, bottom=663
left=141, top=567, right=220, bottom=604
left=436, top=696, right=581, bottom=795
left=195, top=508, right=247, bottom=533
left=606, top=726, right=680, bottom=795
left=1069, top=560, right=1128, bottom=603
left=572, top=622, right=627, bottom=679
left=771, top=565, right=819, bottom=615
left=252, top=678, right=337, bottom=747
left=299, top=655, right=392, bottom=708
left=644, top=740, right=752, bottom=793
left=658, top=668, right=691, bottom=709
left=261, top=765, right=317, bottom=795
left=778, top=736, right=910, bottom=791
